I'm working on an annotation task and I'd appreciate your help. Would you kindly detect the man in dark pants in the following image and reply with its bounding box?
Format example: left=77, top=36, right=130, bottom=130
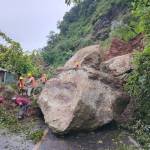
left=12, top=96, right=31, bottom=119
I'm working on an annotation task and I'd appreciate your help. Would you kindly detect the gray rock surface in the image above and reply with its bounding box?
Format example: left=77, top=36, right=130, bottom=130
left=101, top=53, right=133, bottom=76
left=0, top=129, right=34, bottom=150
left=38, top=45, right=131, bottom=134
left=64, top=45, right=101, bottom=70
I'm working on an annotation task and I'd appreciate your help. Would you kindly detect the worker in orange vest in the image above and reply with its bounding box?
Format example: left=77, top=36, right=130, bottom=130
left=74, top=61, right=80, bottom=69
left=26, top=73, right=36, bottom=97
left=18, top=76, right=25, bottom=95
left=40, top=73, right=47, bottom=85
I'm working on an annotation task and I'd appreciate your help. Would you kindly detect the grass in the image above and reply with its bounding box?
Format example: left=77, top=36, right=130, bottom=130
left=100, top=38, right=112, bottom=51
left=28, top=129, right=44, bottom=143
left=116, top=144, right=137, bottom=150
left=119, top=121, right=150, bottom=150
left=0, top=107, right=21, bottom=132
left=0, top=105, right=44, bottom=143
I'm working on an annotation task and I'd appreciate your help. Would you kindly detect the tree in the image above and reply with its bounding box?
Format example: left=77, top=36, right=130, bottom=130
left=65, top=0, right=81, bottom=5
left=133, top=0, right=150, bottom=9
left=132, top=0, right=150, bottom=48
left=0, top=32, right=39, bottom=76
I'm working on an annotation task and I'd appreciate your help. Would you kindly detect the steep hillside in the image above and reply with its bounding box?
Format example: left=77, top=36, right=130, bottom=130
left=40, top=0, right=150, bottom=148
left=41, top=0, right=133, bottom=66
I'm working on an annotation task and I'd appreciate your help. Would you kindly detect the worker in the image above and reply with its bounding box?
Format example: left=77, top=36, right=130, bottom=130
left=74, top=61, right=80, bottom=69
left=18, top=76, right=26, bottom=95
left=26, top=73, right=36, bottom=97
left=12, top=96, right=31, bottom=119
left=40, top=73, right=47, bottom=85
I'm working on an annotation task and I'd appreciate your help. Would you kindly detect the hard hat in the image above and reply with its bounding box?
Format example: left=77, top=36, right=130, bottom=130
left=43, top=73, right=46, bottom=76
left=19, top=76, right=23, bottom=80
left=75, top=61, right=80, bottom=66
left=27, top=73, right=32, bottom=77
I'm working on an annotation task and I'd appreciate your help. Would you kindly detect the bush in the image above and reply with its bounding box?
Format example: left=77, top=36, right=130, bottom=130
left=125, top=51, right=150, bottom=124
left=125, top=50, right=150, bottom=148
left=110, top=23, right=137, bottom=42
left=28, top=129, right=44, bottom=143
left=117, top=144, right=136, bottom=150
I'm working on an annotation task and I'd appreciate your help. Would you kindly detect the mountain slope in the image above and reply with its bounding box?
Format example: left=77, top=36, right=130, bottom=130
left=42, top=0, right=132, bottom=66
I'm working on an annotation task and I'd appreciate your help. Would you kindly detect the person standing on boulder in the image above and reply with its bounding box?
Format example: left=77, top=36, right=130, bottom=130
left=74, top=61, right=80, bottom=70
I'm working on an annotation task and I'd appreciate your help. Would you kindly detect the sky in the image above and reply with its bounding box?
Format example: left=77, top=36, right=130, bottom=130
left=0, top=0, right=71, bottom=51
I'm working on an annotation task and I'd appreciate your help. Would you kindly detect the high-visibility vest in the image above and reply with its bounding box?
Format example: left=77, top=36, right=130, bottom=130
left=29, top=77, right=36, bottom=88
left=19, top=80, right=25, bottom=89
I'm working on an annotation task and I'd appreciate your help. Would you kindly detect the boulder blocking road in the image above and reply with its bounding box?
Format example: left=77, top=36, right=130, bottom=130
left=38, top=45, right=132, bottom=134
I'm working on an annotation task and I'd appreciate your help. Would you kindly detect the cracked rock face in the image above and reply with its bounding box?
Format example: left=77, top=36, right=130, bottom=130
left=64, top=45, right=101, bottom=70
left=101, top=53, right=133, bottom=76
left=38, top=45, right=130, bottom=134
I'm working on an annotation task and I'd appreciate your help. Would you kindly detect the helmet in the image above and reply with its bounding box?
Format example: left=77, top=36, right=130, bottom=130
left=42, top=73, right=46, bottom=77
left=19, top=76, right=23, bottom=80
left=75, top=61, right=80, bottom=67
left=27, top=73, right=32, bottom=77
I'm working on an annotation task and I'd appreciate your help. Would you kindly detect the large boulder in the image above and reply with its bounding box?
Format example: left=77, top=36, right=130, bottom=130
left=101, top=53, right=133, bottom=76
left=64, top=45, right=101, bottom=70
left=38, top=68, right=130, bottom=134
left=38, top=45, right=131, bottom=134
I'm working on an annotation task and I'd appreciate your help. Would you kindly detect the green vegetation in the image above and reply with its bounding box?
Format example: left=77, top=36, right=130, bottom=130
left=116, top=144, right=136, bottom=150
left=0, top=106, right=44, bottom=143
left=0, top=107, right=20, bottom=131
left=65, top=0, right=81, bottom=5
left=123, top=1, right=150, bottom=149
left=28, top=129, right=44, bottom=143
left=41, top=0, right=131, bottom=67
left=125, top=51, right=150, bottom=149
left=125, top=51, right=150, bottom=124
left=0, top=107, right=31, bottom=133
left=0, top=32, right=44, bottom=76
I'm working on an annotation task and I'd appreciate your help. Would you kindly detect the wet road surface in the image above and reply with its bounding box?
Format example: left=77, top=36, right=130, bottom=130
left=0, top=129, right=34, bottom=150
left=39, top=124, right=136, bottom=150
